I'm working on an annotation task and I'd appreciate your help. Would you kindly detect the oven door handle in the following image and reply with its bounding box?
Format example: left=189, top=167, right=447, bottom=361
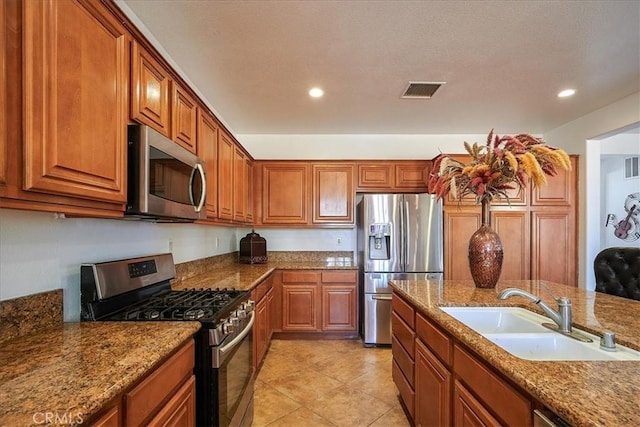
left=220, top=310, right=255, bottom=355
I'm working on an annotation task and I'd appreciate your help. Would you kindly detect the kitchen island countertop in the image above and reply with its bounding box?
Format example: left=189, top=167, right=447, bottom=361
left=0, top=321, right=200, bottom=426
left=390, top=279, right=640, bottom=427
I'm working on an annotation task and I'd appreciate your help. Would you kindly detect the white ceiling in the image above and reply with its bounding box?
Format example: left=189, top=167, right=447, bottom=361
left=120, top=0, right=640, bottom=135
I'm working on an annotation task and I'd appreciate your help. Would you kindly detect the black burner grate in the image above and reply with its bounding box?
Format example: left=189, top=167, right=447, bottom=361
left=107, top=288, right=247, bottom=323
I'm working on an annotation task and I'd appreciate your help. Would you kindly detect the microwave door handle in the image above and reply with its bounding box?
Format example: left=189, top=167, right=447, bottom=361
left=189, top=163, right=207, bottom=213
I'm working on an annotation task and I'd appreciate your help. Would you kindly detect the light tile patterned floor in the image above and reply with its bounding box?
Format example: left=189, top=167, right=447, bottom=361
left=253, top=339, right=412, bottom=427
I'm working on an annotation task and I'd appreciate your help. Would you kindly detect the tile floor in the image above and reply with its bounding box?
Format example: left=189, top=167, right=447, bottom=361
left=253, top=339, right=412, bottom=427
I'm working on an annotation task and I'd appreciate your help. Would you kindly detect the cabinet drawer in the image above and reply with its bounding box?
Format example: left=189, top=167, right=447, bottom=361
left=281, top=271, right=319, bottom=283
left=392, top=311, right=415, bottom=356
left=392, top=293, right=415, bottom=328
left=453, top=344, right=531, bottom=427
left=392, top=335, right=414, bottom=388
left=321, top=270, right=357, bottom=283
left=254, top=275, right=273, bottom=302
left=125, top=340, right=194, bottom=427
left=416, top=313, right=452, bottom=367
left=392, top=360, right=415, bottom=419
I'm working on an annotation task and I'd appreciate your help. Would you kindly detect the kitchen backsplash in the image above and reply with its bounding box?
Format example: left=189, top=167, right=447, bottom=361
left=0, top=289, right=63, bottom=343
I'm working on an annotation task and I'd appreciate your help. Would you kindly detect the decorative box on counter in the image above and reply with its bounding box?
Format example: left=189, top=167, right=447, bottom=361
left=239, top=230, right=267, bottom=264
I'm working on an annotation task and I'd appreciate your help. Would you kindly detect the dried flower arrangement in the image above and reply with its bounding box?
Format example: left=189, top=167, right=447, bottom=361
left=428, top=129, right=572, bottom=204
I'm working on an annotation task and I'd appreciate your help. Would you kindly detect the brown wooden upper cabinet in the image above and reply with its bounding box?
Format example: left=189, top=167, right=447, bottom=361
left=233, top=146, right=247, bottom=222
left=22, top=0, right=128, bottom=206
left=131, top=41, right=198, bottom=154
left=171, top=82, right=198, bottom=153
left=217, top=129, right=235, bottom=221
left=312, top=163, right=355, bottom=225
left=261, top=162, right=310, bottom=224
left=356, top=161, right=430, bottom=192
left=197, top=110, right=219, bottom=219
left=246, top=158, right=254, bottom=223
left=131, top=41, right=171, bottom=138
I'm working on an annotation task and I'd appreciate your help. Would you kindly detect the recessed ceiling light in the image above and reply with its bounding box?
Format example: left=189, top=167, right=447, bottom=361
left=558, top=89, right=576, bottom=98
left=309, top=87, right=324, bottom=98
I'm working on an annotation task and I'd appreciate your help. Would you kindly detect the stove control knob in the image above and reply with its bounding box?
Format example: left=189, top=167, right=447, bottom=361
left=222, top=321, right=235, bottom=334
left=230, top=317, right=241, bottom=327
left=235, top=309, right=247, bottom=318
left=243, top=300, right=255, bottom=312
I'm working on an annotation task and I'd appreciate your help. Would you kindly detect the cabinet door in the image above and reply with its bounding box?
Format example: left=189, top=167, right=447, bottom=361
left=415, top=339, right=451, bottom=427
left=246, top=158, right=254, bottom=223
left=321, top=285, right=357, bottom=331
left=531, top=208, right=576, bottom=286
left=444, top=208, right=481, bottom=280
left=90, top=405, right=120, bottom=427
left=262, top=163, right=309, bottom=224
left=197, top=111, right=218, bottom=219
left=281, top=284, right=319, bottom=331
left=531, top=156, right=577, bottom=207
left=356, top=162, right=393, bottom=191
left=0, top=0, right=7, bottom=190
left=267, top=286, right=275, bottom=340
left=453, top=380, right=501, bottom=427
left=312, top=163, right=355, bottom=224
left=253, top=295, right=269, bottom=370
left=493, top=209, right=530, bottom=280
left=147, top=375, right=196, bottom=427
left=131, top=41, right=171, bottom=137
left=233, top=146, right=246, bottom=222
left=23, top=0, right=128, bottom=203
left=171, top=82, right=197, bottom=153
left=217, top=129, right=234, bottom=220
left=395, top=162, right=430, bottom=191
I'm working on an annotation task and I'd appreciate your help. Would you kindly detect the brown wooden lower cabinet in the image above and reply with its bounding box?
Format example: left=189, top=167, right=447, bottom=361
left=88, top=339, right=195, bottom=427
left=415, top=339, right=451, bottom=427
left=391, top=292, right=538, bottom=427
left=276, top=270, right=358, bottom=337
left=453, top=379, right=501, bottom=427
left=253, top=275, right=274, bottom=371
left=89, top=405, right=120, bottom=427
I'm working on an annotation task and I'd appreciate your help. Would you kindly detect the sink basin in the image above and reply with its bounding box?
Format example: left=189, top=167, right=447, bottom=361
left=484, top=333, right=640, bottom=361
left=441, top=306, right=640, bottom=361
left=440, top=307, right=549, bottom=333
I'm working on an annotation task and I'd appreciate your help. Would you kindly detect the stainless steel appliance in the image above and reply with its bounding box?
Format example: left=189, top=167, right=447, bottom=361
left=357, top=193, right=443, bottom=346
left=127, top=124, right=206, bottom=221
left=80, top=253, right=254, bottom=427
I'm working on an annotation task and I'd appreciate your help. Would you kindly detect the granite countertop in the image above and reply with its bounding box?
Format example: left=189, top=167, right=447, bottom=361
left=0, top=321, right=200, bottom=426
left=390, top=279, right=640, bottom=427
left=173, top=259, right=357, bottom=292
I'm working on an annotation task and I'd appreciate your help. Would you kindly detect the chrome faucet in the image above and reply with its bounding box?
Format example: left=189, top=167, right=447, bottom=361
left=497, top=288, right=572, bottom=333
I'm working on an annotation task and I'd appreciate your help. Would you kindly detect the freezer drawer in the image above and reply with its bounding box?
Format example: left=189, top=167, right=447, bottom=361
left=363, top=293, right=393, bottom=345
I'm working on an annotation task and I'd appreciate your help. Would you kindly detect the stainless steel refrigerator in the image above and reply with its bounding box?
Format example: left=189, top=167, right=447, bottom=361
left=357, top=193, right=443, bottom=346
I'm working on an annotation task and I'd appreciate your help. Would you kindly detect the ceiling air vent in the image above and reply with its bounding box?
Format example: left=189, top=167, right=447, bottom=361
left=401, top=81, right=445, bottom=99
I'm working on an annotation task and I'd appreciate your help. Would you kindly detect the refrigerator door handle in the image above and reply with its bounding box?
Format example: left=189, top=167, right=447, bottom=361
left=372, top=295, right=393, bottom=301
left=404, top=200, right=410, bottom=267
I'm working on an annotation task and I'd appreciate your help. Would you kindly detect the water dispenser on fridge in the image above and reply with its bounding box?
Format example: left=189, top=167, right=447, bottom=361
left=368, top=224, right=391, bottom=260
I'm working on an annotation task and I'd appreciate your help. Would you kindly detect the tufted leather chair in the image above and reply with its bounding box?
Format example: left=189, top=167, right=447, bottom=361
left=594, top=247, right=640, bottom=300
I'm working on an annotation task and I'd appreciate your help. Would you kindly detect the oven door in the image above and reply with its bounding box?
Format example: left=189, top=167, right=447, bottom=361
left=204, top=311, right=255, bottom=427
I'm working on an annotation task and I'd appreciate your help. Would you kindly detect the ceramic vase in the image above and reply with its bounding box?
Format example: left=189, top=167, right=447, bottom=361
left=468, top=198, right=503, bottom=288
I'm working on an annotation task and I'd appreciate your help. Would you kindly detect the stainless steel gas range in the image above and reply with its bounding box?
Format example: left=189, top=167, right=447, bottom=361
left=80, top=253, right=254, bottom=427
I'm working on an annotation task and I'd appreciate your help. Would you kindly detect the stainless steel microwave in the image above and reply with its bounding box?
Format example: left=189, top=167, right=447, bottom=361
left=126, top=124, right=206, bottom=221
